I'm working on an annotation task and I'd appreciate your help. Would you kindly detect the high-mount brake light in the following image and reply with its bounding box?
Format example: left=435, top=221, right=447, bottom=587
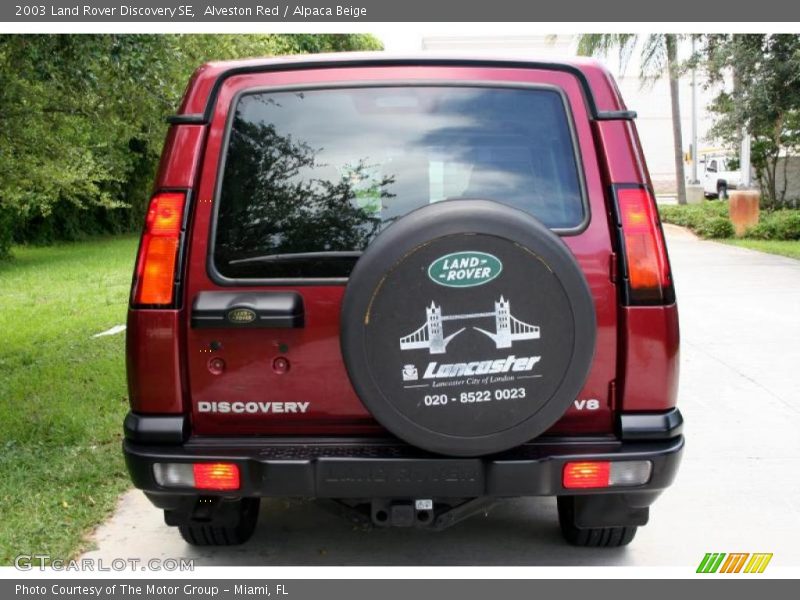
left=616, top=187, right=673, bottom=304
left=132, top=192, right=186, bottom=306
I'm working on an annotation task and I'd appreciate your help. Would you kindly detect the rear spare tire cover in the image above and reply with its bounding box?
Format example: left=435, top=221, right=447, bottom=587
left=341, top=200, right=596, bottom=457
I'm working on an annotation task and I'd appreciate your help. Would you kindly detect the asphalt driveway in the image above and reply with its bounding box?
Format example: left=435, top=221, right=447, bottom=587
left=82, top=225, right=800, bottom=566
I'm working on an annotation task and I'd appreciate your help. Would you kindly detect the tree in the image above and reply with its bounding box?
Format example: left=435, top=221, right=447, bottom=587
left=701, top=34, right=800, bottom=207
left=216, top=115, right=390, bottom=275
left=0, top=34, right=383, bottom=257
left=577, top=34, right=688, bottom=205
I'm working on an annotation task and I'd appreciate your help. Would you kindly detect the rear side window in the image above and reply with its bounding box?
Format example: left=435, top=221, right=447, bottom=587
left=213, top=85, right=585, bottom=280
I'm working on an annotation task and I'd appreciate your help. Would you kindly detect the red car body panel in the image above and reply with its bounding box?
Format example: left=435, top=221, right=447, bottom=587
left=127, top=55, right=679, bottom=439
left=126, top=310, right=185, bottom=414
left=593, top=118, right=680, bottom=412
left=154, top=125, right=206, bottom=189
left=618, top=305, right=680, bottom=411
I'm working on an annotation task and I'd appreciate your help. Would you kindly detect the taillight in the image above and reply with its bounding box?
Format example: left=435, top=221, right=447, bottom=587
left=153, top=462, right=241, bottom=491
left=563, top=461, right=610, bottom=489
left=132, top=191, right=187, bottom=307
left=562, top=460, right=652, bottom=489
left=192, top=463, right=240, bottom=491
left=614, top=186, right=673, bottom=304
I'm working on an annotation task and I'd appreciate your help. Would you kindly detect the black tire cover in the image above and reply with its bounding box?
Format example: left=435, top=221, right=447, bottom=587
left=340, top=200, right=596, bottom=457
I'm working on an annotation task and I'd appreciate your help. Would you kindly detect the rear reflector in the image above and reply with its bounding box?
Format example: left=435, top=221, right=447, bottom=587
left=132, top=191, right=186, bottom=307
left=563, top=460, right=652, bottom=489
left=153, top=462, right=240, bottom=491
left=153, top=462, right=193, bottom=488
left=615, top=187, right=673, bottom=304
left=609, top=460, right=653, bottom=486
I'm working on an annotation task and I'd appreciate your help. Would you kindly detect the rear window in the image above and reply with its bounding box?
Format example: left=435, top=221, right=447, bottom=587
left=213, top=85, right=585, bottom=280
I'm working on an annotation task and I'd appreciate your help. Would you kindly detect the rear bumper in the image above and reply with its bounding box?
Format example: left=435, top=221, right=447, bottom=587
left=123, top=414, right=683, bottom=500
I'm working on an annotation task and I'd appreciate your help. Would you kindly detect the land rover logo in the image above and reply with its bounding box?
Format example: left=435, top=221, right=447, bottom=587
left=428, top=251, right=502, bottom=288
left=227, top=307, right=256, bottom=324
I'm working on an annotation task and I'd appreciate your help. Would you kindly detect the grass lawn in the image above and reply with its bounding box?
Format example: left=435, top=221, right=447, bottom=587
left=721, top=239, right=800, bottom=260
left=0, top=236, right=139, bottom=564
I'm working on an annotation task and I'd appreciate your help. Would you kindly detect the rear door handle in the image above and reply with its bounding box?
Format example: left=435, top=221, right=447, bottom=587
left=191, top=291, right=304, bottom=329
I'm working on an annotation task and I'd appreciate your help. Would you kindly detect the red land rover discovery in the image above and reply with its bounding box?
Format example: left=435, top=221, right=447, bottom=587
left=124, top=54, right=683, bottom=548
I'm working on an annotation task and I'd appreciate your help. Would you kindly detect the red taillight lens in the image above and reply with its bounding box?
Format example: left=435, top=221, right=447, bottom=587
left=133, top=192, right=186, bottom=306
left=192, top=463, right=240, bottom=491
left=616, top=187, right=672, bottom=304
left=146, top=192, right=184, bottom=235
left=563, top=461, right=611, bottom=489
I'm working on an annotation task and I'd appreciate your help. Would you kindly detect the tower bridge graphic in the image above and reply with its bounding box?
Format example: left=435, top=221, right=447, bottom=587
left=399, top=296, right=540, bottom=355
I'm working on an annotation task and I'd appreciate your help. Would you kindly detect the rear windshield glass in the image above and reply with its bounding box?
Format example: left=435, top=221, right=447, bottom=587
left=214, top=86, right=585, bottom=280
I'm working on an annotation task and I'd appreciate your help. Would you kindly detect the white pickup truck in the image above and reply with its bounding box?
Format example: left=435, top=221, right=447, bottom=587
left=699, top=152, right=742, bottom=199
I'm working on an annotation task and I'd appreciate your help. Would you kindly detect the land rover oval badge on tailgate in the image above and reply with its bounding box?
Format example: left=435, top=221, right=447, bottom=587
left=226, top=307, right=256, bottom=324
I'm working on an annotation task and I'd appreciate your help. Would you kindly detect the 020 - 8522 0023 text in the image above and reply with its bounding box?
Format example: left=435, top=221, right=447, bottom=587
left=423, top=387, right=527, bottom=407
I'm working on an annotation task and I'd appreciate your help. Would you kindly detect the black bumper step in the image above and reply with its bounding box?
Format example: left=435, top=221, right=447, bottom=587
left=124, top=435, right=683, bottom=499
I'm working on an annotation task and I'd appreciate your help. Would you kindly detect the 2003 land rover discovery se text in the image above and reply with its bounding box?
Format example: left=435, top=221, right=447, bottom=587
left=123, top=54, right=683, bottom=548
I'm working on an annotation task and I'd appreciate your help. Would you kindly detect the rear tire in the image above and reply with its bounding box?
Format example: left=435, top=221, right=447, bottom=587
left=717, top=182, right=728, bottom=200
left=557, top=496, right=637, bottom=548
left=178, top=498, right=260, bottom=546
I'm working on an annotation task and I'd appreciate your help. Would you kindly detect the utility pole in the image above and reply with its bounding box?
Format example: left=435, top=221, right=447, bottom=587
left=667, top=34, right=688, bottom=205
left=690, top=35, right=700, bottom=184
left=741, top=128, right=752, bottom=189
left=684, top=35, right=704, bottom=203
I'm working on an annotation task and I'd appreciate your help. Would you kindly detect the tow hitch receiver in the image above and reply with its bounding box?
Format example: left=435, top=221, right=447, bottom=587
left=330, top=498, right=497, bottom=530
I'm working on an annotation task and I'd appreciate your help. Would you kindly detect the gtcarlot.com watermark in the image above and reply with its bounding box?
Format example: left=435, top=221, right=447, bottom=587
left=14, top=555, right=194, bottom=571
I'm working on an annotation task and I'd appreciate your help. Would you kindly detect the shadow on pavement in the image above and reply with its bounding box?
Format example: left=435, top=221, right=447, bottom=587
left=178, top=497, right=632, bottom=566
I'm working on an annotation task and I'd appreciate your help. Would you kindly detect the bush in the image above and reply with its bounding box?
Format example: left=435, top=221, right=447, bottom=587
left=696, top=216, right=734, bottom=239
left=658, top=202, right=732, bottom=238
left=745, top=222, right=772, bottom=239
left=0, top=206, right=16, bottom=259
left=15, top=203, right=136, bottom=246
left=659, top=202, right=800, bottom=241
left=745, top=210, right=800, bottom=240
